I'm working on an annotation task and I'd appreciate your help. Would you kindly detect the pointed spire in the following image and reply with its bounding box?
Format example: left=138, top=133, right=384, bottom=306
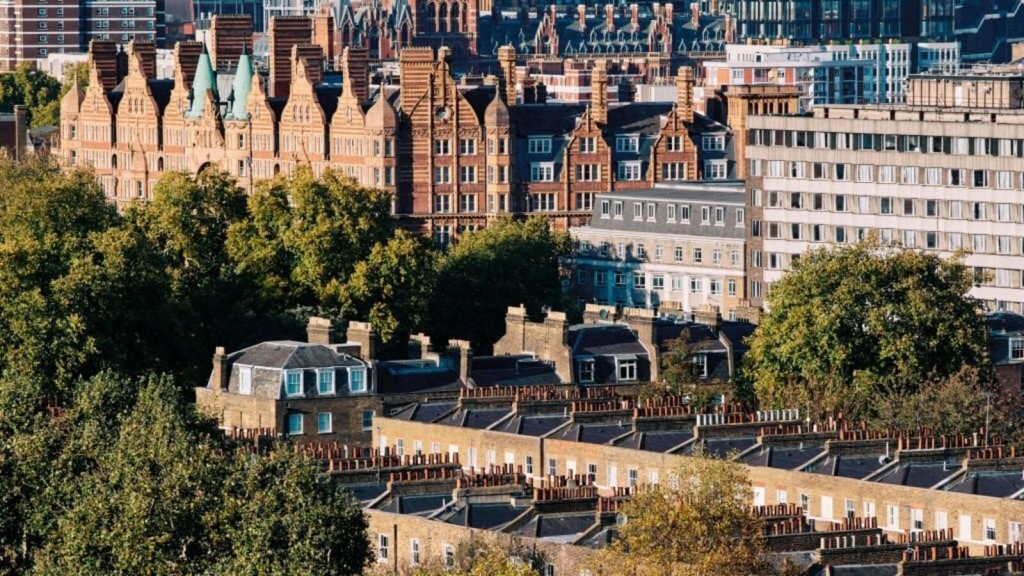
left=228, top=51, right=254, bottom=120
left=186, top=48, right=218, bottom=119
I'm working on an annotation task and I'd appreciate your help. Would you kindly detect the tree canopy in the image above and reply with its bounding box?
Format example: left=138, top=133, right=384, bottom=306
left=0, top=62, right=84, bottom=128
left=592, top=452, right=772, bottom=576
left=744, top=241, right=990, bottom=422
left=429, top=217, right=574, bottom=352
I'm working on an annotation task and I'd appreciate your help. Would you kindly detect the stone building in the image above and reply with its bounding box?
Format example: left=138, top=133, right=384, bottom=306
left=57, top=21, right=735, bottom=239
left=567, top=181, right=747, bottom=315
left=743, top=70, right=1024, bottom=312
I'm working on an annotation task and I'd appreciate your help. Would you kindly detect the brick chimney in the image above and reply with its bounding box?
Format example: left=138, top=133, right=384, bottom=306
left=724, top=12, right=735, bottom=43
left=690, top=2, right=699, bottom=26
left=591, top=60, right=608, bottom=124
left=605, top=4, right=615, bottom=32
left=211, top=346, right=230, bottom=393
left=13, top=105, right=27, bottom=161
left=630, top=4, right=638, bottom=27
left=341, top=46, right=370, bottom=102
left=346, top=321, right=378, bottom=362
left=450, top=340, right=473, bottom=381
left=665, top=2, right=673, bottom=22
left=583, top=303, right=618, bottom=324
left=623, top=308, right=658, bottom=382
left=694, top=304, right=723, bottom=331
left=307, top=316, right=335, bottom=345
left=497, top=45, right=516, bottom=105
left=577, top=3, right=586, bottom=31
left=676, top=65, right=694, bottom=123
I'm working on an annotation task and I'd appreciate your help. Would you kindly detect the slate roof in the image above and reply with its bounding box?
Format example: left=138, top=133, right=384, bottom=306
left=471, top=355, right=562, bottom=387
left=987, top=311, right=1024, bottom=365
left=570, top=324, right=648, bottom=357
left=438, top=408, right=512, bottom=429
left=554, top=422, right=632, bottom=444
left=741, top=445, right=826, bottom=470
left=614, top=429, right=694, bottom=452
left=231, top=341, right=364, bottom=370
left=945, top=471, right=1024, bottom=498
left=876, top=462, right=960, bottom=489
left=806, top=455, right=889, bottom=480
left=450, top=503, right=528, bottom=530
left=390, top=402, right=457, bottom=423
left=496, top=415, right=570, bottom=437
left=374, top=360, right=463, bottom=395
left=515, top=513, right=596, bottom=540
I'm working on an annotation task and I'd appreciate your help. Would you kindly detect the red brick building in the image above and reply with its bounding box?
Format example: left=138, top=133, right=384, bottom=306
left=57, top=17, right=730, bottom=240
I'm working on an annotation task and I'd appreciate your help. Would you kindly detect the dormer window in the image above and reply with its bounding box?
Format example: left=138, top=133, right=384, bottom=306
left=528, top=137, right=552, bottom=155
left=1011, top=338, right=1024, bottom=361
left=617, top=358, right=637, bottom=382
left=578, top=359, right=595, bottom=384
left=616, top=135, right=639, bottom=153
left=693, top=353, right=708, bottom=377
left=317, top=369, right=335, bottom=394
left=238, top=366, right=252, bottom=394
left=349, top=367, right=367, bottom=393
left=285, top=370, right=302, bottom=396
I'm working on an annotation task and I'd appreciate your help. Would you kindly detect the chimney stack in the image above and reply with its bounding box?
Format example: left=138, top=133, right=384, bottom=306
left=591, top=60, right=608, bottom=124
left=694, top=304, right=723, bottom=330
left=605, top=4, right=615, bottom=32
left=577, top=4, right=586, bottom=31
left=212, top=346, right=230, bottom=393
left=451, top=340, right=473, bottom=381
left=665, top=2, right=673, bottom=22
left=497, top=45, right=517, bottom=105
left=307, top=317, right=335, bottom=345
left=676, top=65, right=694, bottom=123
left=341, top=46, right=370, bottom=102
left=690, top=2, right=700, bottom=26
left=346, top=321, right=378, bottom=363
left=630, top=4, right=638, bottom=27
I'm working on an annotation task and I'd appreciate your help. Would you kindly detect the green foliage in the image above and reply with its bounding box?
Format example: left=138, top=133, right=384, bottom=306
left=0, top=63, right=64, bottom=128
left=342, top=230, right=438, bottom=354
left=1, top=372, right=373, bottom=575
left=593, top=452, right=773, bottom=576
left=226, top=166, right=394, bottom=310
left=429, top=217, right=573, bottom=352
left=744, top=241, right=988, bottom=421
left=406, top=541, right=542, bottom=576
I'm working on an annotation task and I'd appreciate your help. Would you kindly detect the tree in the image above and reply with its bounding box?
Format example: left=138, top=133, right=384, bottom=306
left=648, top=330, right=726, bottom=404
left=341, top=231, right=437, bottom=354
left=0, top=157, right=118, bottom=395
left=213, top=449, right=373, bottom=575
left=870, top=366, right=1018, bottom=439
left=0, top=62, right=64, bottom=127
left=407, top=541, right=541, bottom=576
left=429, top=217, right=573, bottom=352
left=226, top=167, right=394, bottom=310
left=593, top=453, right=771, bottom=576
left=744, top=240, right=989, bottom=421
left=2, top=371, right=373, bottom=575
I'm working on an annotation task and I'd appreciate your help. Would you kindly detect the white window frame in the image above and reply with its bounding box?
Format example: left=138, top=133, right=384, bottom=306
left=317, top=369, right=335, bottom=394
left=348, top=367, right=368, bottom=393
left=284, top=370, right=303, bottom=397
left=238, top=366, right=253, bottom=395
left=616, top=135, right=639, bottom=153
left=377, top=534, right=389, bottom=562
left=617, top=359, right=637, bottom=382
left=317, top=412, right=332, bottom=434
left=362, top=410, right=374, bottom=431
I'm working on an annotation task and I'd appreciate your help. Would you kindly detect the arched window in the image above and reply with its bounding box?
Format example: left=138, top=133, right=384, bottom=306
left=273, top=163, right=280, bottom=176
left=111, top=154, right=117, bottom=169
left=157, top=157, right=164, bottom=171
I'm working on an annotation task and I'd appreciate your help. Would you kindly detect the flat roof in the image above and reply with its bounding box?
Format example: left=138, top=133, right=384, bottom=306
left=598, top=181, right=745, bottom=204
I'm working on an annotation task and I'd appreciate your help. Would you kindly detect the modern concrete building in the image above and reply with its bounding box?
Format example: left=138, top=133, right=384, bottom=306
left=568, top=182, right=747, bottom=316
left=0, top=0, right=161, bottom=71
left=704, top=42, right=960, bottom=110
left=743, top=70, right=1024, bottom=312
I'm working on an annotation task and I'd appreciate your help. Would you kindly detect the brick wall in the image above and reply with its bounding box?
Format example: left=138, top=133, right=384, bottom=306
left=374, top=417, right=1024, bottom=551
left=364, top=509, right=597, bottom=575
